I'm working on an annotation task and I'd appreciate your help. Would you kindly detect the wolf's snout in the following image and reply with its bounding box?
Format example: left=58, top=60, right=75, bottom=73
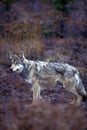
left=10, top=64, right=16, bottom=71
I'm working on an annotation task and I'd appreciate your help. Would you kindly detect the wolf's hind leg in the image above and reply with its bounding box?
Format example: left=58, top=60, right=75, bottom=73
left=67, top=89, right=82, bottom=105
left=63, top=81, right=83, bottom=105
left=32, top=77, right=41, bottom=105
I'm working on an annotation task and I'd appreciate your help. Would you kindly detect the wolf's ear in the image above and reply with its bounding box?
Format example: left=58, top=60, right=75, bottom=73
left=19, top=51, right=25, bottom=60
left=9, top=51, right=14, bottom=62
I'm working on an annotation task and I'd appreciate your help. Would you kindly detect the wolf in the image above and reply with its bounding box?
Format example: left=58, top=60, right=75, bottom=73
left=9, top=52, right=87, bottom=105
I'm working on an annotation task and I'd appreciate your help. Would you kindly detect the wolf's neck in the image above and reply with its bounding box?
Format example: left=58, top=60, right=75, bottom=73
left=23, top=58, right=29, bottom=64
left=20, top=60, right=35, bottom=79
left=20, top=67, right=29, bottom=79
left=24, top=59, right=34, bottom=67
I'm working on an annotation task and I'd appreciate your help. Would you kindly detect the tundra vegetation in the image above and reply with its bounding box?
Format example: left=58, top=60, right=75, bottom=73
left=0, top=0, right=87, bottom=130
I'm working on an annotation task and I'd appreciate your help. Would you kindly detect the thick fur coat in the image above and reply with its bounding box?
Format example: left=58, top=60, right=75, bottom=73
left=9, top=53, right=87, bottom=105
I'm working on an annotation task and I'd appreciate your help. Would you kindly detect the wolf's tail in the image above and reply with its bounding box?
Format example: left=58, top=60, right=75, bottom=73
left=75, top=73, right=87, bottom=98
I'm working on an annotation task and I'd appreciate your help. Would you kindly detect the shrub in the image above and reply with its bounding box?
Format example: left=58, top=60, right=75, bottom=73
left=3, top=0, right=16, bottom=11
left=53, top=0, right=75, bottom=12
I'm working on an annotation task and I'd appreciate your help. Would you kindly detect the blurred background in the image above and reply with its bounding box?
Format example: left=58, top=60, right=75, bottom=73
left=0, top=0, right=87, bottom=130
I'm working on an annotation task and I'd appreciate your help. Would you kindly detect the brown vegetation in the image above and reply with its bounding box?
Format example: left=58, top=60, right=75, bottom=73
left=0, top=102, right=87, bottom=130
left=0, top=0, right=87, bottom=130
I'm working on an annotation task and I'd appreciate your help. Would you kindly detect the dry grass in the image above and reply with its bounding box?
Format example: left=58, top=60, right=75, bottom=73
left=0, top=19, right=43, bottom=63
left=0, top=102, right=87, bottom=130
left=0, top=1, right=87, bottom=130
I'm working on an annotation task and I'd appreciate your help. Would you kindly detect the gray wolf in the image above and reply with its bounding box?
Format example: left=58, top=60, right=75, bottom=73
left=9, top=52, right=87, bottom=105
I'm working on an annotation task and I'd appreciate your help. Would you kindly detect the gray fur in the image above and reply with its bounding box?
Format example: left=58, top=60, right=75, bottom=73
left=10, top=53, right=87, bottom=105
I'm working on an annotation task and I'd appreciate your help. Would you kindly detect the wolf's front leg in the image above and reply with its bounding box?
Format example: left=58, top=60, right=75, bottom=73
left=32, top=77, right=41, bottom=105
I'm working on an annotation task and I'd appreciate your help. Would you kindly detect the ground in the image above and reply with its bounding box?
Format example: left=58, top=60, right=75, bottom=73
left=0, top=0, right=87, bottom=130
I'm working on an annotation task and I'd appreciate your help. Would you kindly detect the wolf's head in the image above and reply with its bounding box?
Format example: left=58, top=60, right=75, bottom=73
left=9, top=52, right=26, bottom=73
